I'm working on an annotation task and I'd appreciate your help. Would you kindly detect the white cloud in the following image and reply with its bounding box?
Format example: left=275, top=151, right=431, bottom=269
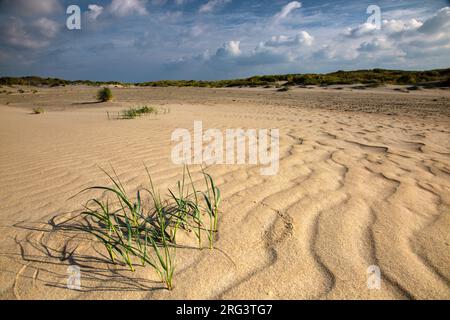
left=345, top=19, right=423, bottom=38
left=332, top=6, right=450, bottom=67
left=273, top=1, right=302, bottom=23
left=383, top=19, right=422, bottom=34
left=345, top=22, right=379, bottom=37
left=33, top=18, right=59, bottom=38
left=418, top=7, right=450, bottom=34
left=216, top=41, right=241, bottom=57
left=190, top=25, right=206, bottom=37
left=0, top=17, right=59, bottom=49
left=172, top=5, right=450, bottom=74
left=0, top=0, right=61, bottom=16
left=87, top=4, right=104, bottom=20
left=185, top=31, right=313, bottom=69
left=199, top=0, right=231, bottom=14
left=357, top=37, right=406, bottom=59
left=346, top=8, right=448, bottom=40
left=263, top=31, right=313, bottom=47
left=108, top=0, right=148, bottom=17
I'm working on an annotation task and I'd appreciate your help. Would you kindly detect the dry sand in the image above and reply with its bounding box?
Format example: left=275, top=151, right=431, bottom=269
left=0, top=85, right=449, bottom=299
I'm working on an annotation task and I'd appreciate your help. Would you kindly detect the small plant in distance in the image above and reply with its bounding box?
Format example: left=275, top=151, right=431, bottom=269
left=120, top=105, right=157, bottom=119
left=97, top=87, right=113, bottom=102
left=72, top=166, right=221, bottom=290
left=277, top=86, right=290, bottom=92
left=32, top=107, right=44, bottom=114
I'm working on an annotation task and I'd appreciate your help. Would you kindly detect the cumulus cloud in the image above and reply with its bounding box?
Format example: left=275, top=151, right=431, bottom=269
left=333, top=6, right=450, bottom=67
left=177, top=30, right=314, bottom=70
left=347, top=18, right=424, bottom=39
left=215, top=41, right=241, bottom=57
left=392, top=8, right=450, bottom=60
left=187, top=39, right=291, bottom=70
left=383, top=19, right=423, bottom=34
left=263, top=31, right=314, bottom=47
left=357, top=37, right=406, bottom=58
left=33, top=17, right=59, bottom=38
left=108, top=0, right=148, bottom=17
left=0, top=0, right=61, bottom=16
left=345, top=22, right=379, bottom=37
left=0, top=17, right=59, bottom=49
left=273, top=1, right=302, bottom=23
left=251, top=31, right=314, bottom=64
left=346, top=8, right=450, bottom=40
left=199, top=0, right=232, bottom=14
left=87, top=4, right=104, bottom=20
left=418, top=7, right=450, bottom=34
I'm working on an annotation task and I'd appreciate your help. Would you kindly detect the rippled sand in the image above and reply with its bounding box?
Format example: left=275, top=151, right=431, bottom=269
left=0, top=85, right=449, bottom=299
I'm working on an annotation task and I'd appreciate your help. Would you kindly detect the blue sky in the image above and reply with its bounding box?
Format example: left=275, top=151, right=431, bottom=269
left=0, top=0, right=449, bottom=82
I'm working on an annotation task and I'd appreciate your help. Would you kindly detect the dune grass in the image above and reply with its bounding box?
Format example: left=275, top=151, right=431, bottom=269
left=107, top=106, right=159, bottom=120
left=73, top=166, right=220, bottom=290
left=120, top=105, right=157, bottom=119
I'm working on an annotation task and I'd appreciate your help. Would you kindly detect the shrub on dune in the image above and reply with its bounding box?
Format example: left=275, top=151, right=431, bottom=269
left=97, top=87, right=113, bottom=102
left=278, top=86, right=290, bottom=92
left=32, top=107, right=44, bottom=114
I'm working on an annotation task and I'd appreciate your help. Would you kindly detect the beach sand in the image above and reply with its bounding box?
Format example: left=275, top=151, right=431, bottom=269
left=0, top=85, right=449, bottom=299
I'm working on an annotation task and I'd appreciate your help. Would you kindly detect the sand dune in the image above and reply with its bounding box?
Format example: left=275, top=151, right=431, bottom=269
left=0, top=85, right=449, bottom=299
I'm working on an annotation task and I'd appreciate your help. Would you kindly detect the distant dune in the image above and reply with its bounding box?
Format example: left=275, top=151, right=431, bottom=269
left=1, top=68, right=449, bottom=89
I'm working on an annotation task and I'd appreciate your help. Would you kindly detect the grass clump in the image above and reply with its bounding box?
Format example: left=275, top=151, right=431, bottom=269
left=97, top=87, right=113, bottom=102
left=32, top=107, right=44, bottom=114
left=202, top=172, right=221, bottom=249
left=120, top=105, right=157, bottom=119
left=73, top=166, right=221, bottom=290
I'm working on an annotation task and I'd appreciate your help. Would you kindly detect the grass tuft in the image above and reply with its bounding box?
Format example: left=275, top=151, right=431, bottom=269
left=120, top=105, right=157, bottom=119
left=73, top=165, right=221, bottom=290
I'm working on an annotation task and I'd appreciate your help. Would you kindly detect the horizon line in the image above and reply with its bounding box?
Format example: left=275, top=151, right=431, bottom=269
left=2, top=67, right=450, bottom=84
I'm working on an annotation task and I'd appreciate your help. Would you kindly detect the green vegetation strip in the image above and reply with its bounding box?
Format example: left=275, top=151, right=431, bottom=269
left=2, top=68, right=449, bottom=88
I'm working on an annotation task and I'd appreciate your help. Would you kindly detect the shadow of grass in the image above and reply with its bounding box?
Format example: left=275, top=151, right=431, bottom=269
left=9, top=212, right=166, bottom=293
